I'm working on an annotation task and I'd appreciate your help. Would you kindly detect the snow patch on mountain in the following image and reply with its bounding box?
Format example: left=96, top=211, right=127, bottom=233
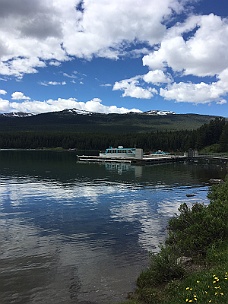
left=1, top=112, right=35, bottom=117
left=143, top=110, right=176, bottom=115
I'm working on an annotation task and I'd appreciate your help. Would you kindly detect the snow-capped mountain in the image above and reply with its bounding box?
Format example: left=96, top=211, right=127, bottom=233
left=143, top=110, right=175, bottom=115
left=62, top=108, right=93, bottom=115
left=1, top=112, right=35, bottom=118
left=0, top=109, right=176, bottom=117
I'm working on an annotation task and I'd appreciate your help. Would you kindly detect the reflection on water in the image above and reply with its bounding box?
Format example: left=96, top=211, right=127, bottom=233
left=0, top=150, right=226, bottom=304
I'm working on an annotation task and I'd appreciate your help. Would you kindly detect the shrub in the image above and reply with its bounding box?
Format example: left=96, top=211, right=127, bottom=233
left=126, top=176, right=228, bottom=304
left=137, top=246, right=185, bottom=289
left=166, top=178, right=228, bottom=257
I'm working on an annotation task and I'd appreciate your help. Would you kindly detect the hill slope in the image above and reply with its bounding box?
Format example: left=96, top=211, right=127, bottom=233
left=0, top=110, right=221, bottom=133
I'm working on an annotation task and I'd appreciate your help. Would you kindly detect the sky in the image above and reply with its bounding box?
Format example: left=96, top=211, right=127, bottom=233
left=0, top=0, right=228, bottom=116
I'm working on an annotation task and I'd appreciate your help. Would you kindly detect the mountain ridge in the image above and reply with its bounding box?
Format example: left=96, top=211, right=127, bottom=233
left=0, top=109, right=223, bottom=134
left=0, top=109, right=176, bottom=117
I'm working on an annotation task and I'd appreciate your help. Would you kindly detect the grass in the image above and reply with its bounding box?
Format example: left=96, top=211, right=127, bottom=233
left=164, top=268, right=228, bottom=303
left=162, top=242, right=228, bottom=304
left=119, top=177, right=228, bottom=304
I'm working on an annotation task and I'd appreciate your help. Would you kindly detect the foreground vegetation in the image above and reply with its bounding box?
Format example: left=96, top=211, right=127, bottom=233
left=120, top=177, right=228, bottom=304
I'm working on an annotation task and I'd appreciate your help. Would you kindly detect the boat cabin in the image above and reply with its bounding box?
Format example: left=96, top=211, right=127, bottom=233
left=99, top=146, right=143, bottom=159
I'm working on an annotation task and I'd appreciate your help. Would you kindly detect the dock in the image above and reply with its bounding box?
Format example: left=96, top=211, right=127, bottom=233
left=77, top=155, right=132, bottom=163
left=77, top=154, right=187, bottom=165
left=77, top=146, right=228, bottom=166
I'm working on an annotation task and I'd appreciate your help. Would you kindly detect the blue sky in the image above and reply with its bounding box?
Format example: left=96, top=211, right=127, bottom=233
left=0, top=0, right=228, bottom=116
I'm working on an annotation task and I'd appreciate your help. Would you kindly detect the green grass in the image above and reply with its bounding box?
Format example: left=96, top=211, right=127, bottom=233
left=162, top=242, right=228, bottom=304
left=120, top=242, right=228, bottom=304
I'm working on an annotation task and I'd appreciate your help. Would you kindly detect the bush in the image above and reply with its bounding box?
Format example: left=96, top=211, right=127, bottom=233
left=166, top=179, right=228, bottom=257
left=137, top=246, right=185, bottom=289
left=123, top=176, right=228, bottom=304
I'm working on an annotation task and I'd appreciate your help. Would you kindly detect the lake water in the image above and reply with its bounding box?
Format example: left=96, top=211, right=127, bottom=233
left=0, top=150, right=227, bottom=304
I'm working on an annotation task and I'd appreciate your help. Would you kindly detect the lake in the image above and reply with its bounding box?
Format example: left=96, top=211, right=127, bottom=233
left=0, top=150, right=227, bottom=304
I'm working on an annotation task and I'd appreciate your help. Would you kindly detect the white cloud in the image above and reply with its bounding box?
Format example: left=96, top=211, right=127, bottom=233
left=0, top=89, right=7, bottom=95
left=136, top=13, right=227, bottom=104
left=1, top=1, right=227, bottom=108
left=0, top=98, right=10, bottom=111
left=40, top=81, right=66, bottom=86
left=11, top=91, right=30, bottom=100
left=49, top=60, right=61, bottom=66
left=113, top=76, right=157, bottom=99
left=0, top=57, right=46, bottom=78
left=217, top=99, right=227, bottom=105
left=1, top=96, right=142, bottom=114
left=0, top=0, right=184, bottom=77
left=143, top=70, right=172, bottom=84
left=100, top=83, right=112, bottom=87
left=63, top=72, right=77, bottom=79
left=160, top=69, right=228, bottom=104
left=62, top=0, right=180, bottom=58
left=143, top=14, right=228, bottom=77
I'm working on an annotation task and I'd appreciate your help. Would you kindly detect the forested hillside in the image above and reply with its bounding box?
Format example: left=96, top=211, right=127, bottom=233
left=0, top=111, right=219, bottom=133
left=0, top=115, right=227, bottom=153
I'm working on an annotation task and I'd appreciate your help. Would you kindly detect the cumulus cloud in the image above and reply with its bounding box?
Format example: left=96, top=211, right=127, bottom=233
left=124, top=13, right=228, bottom=105
left=143, top=14, right=228, bottom=77
left=113, top=76, right=157, bottom=99
left=0, top=57, right=46, bottom=78
left=160, top=68, right=228, bottom=104
left=143, top=70, right=173, bottom=84
left=0, top=98, right=10, bottom=111
left=0, top=0, right=184, bottom=77
left=11, top=91, right=30, bottom=100
left=0, top=95, right=142, bottom=114
left=0, top=89, right=7, bottom=95
left=0, top=1, right=227, bottom=107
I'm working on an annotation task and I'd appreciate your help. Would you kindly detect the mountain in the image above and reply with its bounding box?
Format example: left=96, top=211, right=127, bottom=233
left=143, top=110, right=176, bottom=115
left=1, top=112, right=35, bottom=118
left=0, top=109, right=222, bottom=134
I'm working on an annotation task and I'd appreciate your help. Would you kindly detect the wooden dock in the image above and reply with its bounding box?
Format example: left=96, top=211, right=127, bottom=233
left=77, top=155, right=187, bottom=165
left=77, top=154, right=228, bottom=167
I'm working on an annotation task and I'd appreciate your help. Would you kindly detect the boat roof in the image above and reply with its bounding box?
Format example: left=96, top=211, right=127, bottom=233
left=106, top=146, right=136, bottom=150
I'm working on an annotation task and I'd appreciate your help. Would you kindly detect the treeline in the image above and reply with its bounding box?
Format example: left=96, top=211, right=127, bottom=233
left=0, top=117, right=227, bottom=152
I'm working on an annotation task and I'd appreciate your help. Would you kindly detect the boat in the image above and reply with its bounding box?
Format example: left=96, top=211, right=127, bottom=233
left=209, top=178, right=224, bottom=184
left=77, top=146, right=186, bottom=164
left=99, top=146, right=143, bottom=159
left=77, top=146, right=143, bottom=163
